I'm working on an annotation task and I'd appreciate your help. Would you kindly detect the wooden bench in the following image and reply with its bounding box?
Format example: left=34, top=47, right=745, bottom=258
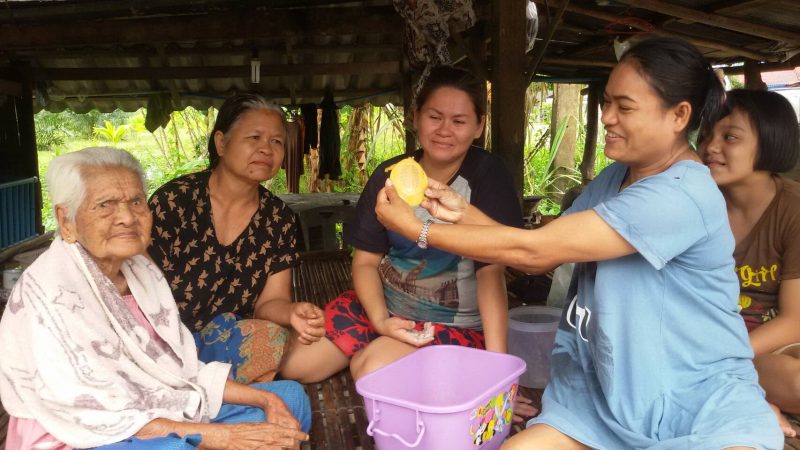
left=292, top=250, right=552, bottom=449
left=293, top=250, right=374, bottom=450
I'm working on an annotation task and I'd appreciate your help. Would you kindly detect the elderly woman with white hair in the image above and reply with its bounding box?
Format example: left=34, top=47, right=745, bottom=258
left=0, top=147, right=310, bottom=450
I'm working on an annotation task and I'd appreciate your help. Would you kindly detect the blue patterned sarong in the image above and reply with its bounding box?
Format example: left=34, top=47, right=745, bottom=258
left=194, top=313, right=289, bottom=384
left=88, top=381, right=311, bottom=449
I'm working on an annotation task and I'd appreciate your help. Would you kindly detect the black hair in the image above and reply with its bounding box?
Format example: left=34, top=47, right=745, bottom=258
left=207, top=91, right=286, bottom=170
left=724, top=89, right=800, bottom=173
left=620, top=37, right=725, bottom=136
left=414, top=65, right=487, bottom=121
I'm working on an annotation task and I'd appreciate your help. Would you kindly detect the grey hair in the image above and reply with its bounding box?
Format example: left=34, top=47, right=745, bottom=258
left=208, top=92, right=288, bottom=170
left=46, top=147, right=147, bottom=227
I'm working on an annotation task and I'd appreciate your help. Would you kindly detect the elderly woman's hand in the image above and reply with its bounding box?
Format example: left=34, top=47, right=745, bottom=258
left=259, top=390, right=301, bottom=431
left=208, top=422, right=308, bottom=450
left=420, top=178, right=468, bottom=224
left=375, top=179, right=423, bottom=241
left=289, top=302, right=325, bottom=345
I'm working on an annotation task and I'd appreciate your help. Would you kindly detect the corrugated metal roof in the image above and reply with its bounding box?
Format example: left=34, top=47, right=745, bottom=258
left=0, top=0, right=798, bottom=113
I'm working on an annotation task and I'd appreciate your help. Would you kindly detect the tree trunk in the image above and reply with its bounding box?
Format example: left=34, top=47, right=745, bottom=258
left=580, top=82, right=601, bottom=184
left=549, top=83, right=581, bottom=203
left=347, top=104, right=370, bottom=187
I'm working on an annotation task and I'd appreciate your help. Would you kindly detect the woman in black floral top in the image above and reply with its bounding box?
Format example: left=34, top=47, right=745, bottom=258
left=148, top=93, right=325, bottom=383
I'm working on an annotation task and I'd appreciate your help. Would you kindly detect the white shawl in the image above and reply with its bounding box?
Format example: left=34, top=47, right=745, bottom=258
left=0, top=237, right=231, bottom=448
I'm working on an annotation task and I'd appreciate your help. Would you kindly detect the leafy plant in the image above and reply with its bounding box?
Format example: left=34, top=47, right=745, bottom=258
left=524, top=120, right=582, bottom=200
left=93, top=120, right=128, bottom=145
left=537, top=198, right=562, bottom=216
left=33, top=111, right=74, bottom=152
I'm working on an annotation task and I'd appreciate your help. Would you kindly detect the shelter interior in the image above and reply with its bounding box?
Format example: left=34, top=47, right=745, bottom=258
left=2, top=0, right=799, bottom=221
left=0, top=0, right=799, bottom=449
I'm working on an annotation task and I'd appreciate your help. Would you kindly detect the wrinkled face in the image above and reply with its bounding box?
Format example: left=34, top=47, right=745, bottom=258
left=699, top=108, right=760, bottom=186
left=601, top=61, right=685, bottom=166
left=414, top=86, right=485, bottom=165
left=215, top=108, right=286, bottom=182
left=59, top=166, right=152, bottom=268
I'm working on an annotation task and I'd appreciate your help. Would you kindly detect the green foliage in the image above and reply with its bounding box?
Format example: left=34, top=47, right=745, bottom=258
left=37, top=150, right=57, bottom=231
left=537, top=198, right=562, bottom=216
left=524, top=120, right=582, bottom=201
left=93, top=120, right=128, bottom=145
left=34, top=94, right=610, bottom=230
left=33, top=112, right=71, bottom=152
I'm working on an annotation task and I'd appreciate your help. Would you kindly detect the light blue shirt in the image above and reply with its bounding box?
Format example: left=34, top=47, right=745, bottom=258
left=530, top=161, right=782, bottom=449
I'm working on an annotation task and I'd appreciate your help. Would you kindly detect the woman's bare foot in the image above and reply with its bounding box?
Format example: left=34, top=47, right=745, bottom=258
left=770, top=402, right=797, bottom=438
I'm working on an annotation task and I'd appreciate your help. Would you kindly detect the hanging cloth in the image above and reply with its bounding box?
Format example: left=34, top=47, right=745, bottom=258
left=283, top=120, right=304, bottom=193
left=392, top=0, right=476, bottom=98
left=300, top=104, right=318, bottom=154
left=317, top=92, right=341, bottom=180
left=392, top=0, right=475, bottom=69
left=144, top=93, right=173, bottom=132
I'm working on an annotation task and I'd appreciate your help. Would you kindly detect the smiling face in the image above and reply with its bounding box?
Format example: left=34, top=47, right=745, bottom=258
left=601, top=61, right=690, bottom=167
left=214, top=108, right=286, bottom=182
left=414, top=86, right=485, bottom=165
left=58, top=165, right=152, bottom=271
left=699, top=108, right=760, bottom=187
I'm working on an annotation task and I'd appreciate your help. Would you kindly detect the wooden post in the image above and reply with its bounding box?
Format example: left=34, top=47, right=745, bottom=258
left=470, top=22, right=487, bottom=149
left=580, top=82, right=601, bottom=184
left=401, top=43, right=416, bottom=155
left=17, top=64, right=42, bottom=234
left=744, top=60, right=767, bottom=90
left=491, top=0, right=527, bottom=201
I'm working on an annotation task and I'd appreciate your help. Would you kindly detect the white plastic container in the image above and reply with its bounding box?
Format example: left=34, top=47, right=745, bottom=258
left=507, top=305, right=561, bottom=388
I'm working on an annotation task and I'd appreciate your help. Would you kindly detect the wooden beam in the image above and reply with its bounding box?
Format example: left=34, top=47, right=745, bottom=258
left=526, top=0, right=571, bottom=83
left=720, top=61, right=799, bottom=75
left=667, top=32, right=782, bottom=62
left=12, top=43, right=401, bottom=59
left=491, top=0, right=528, bottom=200
left=0, top=0, right=233, bottom=23
left=0, top=7, right=399, bottom=50
left=704, top=0, right=770, bottom=13
left=542, top=57, right=616, bottom=68
left=0, top=79, right=22, bottom=96
left=533, top=0, right=782, bottom=62
left=14, top=62, right=400, bottom=81
left=612, top=0, right=800, bottom=45
left=567, top=41, right=614, bottom=59
left=45, top=87, right=400, bottom=102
